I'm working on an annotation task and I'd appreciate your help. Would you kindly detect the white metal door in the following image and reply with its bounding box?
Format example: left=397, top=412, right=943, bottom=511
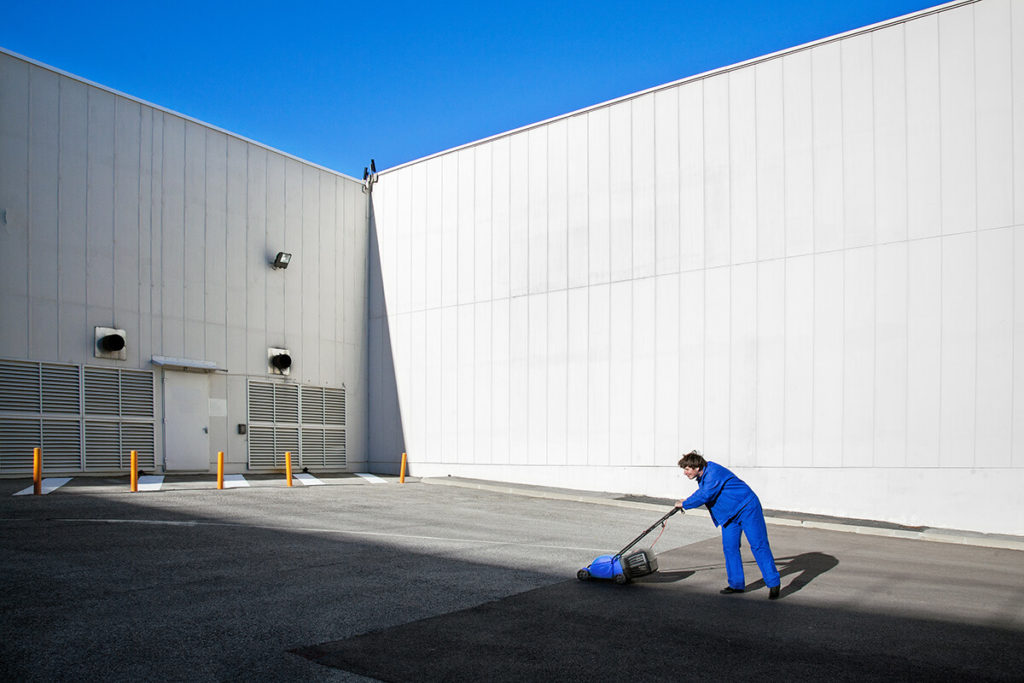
left=163, top=371, right=210, bottom=470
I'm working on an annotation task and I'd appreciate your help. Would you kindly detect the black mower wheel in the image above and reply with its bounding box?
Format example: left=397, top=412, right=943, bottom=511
left=577, top=569, right=590, bottom=581
left=614, top=573, right=629, bottom=585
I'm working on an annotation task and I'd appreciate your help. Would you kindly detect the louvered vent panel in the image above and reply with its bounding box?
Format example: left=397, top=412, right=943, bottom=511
left=1, top=360, right=154, bottom=473
left=277, top=427, right=300, bottom=465
left=122, top=423, right=156, bottom=469
left=274, top=385, right=299, bottom=423
left=42, top=420, right=82, bottom=470
left=41, top=364, right=80, bottom=414
left=0, top=360, right=41, bottom=413
left=248, top=382, right=275, bottom=422
left=248, top=426, right=276, bottom=468
left=324, top=388, right=345, bottom=426
left=120, top=370, right=154, bottom=417
left=324, top=429, right=346, bottom=467
left=301, top=387, right=324, bottom=424
left=301, top=429, right=325, bottom=466
left=0, top=419, right=41, bottom=471
left=247, top=381, right=347, bottom=471
left=85, top=421, right=122, bottom=469
left=84, top=368, right=120, bottom=415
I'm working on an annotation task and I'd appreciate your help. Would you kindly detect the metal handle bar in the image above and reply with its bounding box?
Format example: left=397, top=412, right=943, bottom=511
left=615, top=506, right=682, bottom=557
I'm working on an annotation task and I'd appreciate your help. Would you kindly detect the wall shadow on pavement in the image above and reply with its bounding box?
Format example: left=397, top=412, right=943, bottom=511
left=0, top=485, right=577, bottom=681
left=4, top=484, right=1022, bottom=683
left=294, top=570, right=1024, bottom=682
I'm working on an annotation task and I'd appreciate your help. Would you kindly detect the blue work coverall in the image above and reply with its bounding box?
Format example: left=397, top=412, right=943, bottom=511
left=680, top=461, right=781, bottom=590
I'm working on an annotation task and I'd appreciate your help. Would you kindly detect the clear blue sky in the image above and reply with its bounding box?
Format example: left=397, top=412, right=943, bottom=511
left=3, top=0, right=944, bottom=178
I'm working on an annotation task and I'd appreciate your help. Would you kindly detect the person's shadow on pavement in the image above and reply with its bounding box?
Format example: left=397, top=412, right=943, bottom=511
left=646, top=552, right=838, bottom=597
left=746, top=551, right=839, bottom=598
left=645, top=569, right=696, bottom=582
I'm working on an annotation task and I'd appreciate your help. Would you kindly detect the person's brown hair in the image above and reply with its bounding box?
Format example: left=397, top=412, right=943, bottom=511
left=678, top=451, right=706, bottom=470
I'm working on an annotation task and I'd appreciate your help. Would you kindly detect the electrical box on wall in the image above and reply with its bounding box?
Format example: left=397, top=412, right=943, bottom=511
left=268, top=347, right=291, bottom=375
left=95, top=327, right=127, bottom=360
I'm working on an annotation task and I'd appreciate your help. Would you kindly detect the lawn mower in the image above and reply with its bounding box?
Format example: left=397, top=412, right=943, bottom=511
left=577, top=506, right=682, bottom=584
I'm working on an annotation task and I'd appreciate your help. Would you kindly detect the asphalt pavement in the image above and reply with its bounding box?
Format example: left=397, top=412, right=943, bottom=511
left=1, top=473, right=1021, bottom=681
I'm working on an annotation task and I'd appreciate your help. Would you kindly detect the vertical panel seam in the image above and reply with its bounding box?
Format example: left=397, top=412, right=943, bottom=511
left=85, top=88, right=90, bottom=324
left=752, top=68, right=760, bottom=466
left=971, top=2, right=981, bottom=469
left=112, top=94, right=118, bottom=320
left=902, top=22, right=911, bottom=469
left=1011, top=1, right=1018, bottom=467
left=25, top=67, right=32, bottom=353
left=57, top=78, right=64, bottom=359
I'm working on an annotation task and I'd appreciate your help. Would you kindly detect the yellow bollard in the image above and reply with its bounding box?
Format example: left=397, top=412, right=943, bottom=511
left=284, top=451, right=292, bottom=487
left=33, top=447, right=41, bottom=496
left=400, top=451, right=407, bottom=484
left=217, top=451, right=224, bottom=490
left=130, top=450, right=138, bottom=492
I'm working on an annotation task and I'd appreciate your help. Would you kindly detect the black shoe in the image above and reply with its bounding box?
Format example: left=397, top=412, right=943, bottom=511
left=720, top=587, right=745, bottom=594
left=769, top=585, right=780, bottom=600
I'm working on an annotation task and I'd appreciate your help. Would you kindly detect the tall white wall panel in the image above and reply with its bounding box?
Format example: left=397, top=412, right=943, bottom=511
left=368, top=0, right=1024, bottom=535
left=873, top=26, right=909, bottom=245
left=0, top=51, right=368, bottom=473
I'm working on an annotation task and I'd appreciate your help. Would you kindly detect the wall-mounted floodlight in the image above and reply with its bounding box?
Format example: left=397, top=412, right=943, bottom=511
left=95, top=326, right=127, bottom=360
left=272, top=252, right=292, bottom=269
left=268, top=347, right=292, bottom=375
left=362, top=158, right=378, bottom=194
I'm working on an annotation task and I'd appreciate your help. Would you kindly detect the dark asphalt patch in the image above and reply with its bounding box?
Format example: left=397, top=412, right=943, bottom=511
left=293, top=532, right=1024, bottom=682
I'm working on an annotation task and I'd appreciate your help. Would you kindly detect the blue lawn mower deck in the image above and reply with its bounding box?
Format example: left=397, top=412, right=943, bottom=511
left=577, top=507, right=682, bottom=584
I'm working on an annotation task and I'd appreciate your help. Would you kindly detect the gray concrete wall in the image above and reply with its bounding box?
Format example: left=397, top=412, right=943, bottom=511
left=0, top=50, right=368, bottom=473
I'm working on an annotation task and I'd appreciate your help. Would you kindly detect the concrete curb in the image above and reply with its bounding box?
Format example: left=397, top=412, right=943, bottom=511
left=421, top=476, right=1024, bottom=552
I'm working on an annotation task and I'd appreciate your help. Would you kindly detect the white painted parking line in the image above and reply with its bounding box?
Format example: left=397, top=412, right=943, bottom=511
left=138, top=475, right=164, bottom=492
left=13, top=477, right=73, bottom=496
left=222, top=474, right=249, bottom=488
left=355, top=473, right=387, bottom=484
left=294, top=473, right=324, bottom=486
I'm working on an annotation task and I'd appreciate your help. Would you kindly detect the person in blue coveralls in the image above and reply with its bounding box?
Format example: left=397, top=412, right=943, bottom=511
left=675, top=450, right=782, bottom=600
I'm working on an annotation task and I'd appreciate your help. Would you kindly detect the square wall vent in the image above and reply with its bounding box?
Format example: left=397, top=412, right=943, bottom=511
left=95, top=327, right=127, bottom=360
left=268, top=347, right=291, bottom=375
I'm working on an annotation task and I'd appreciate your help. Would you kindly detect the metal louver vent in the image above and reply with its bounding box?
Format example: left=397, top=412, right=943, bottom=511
left=84, top=368, right=120, bottom=415
left=298, top=429, right=347, bottom=468
left=249, top=382, right=275, bottom=422
left=275, top=385, right=299, bottom=423
left=247, top=380, right=347, bottom=472
left=248, top=426, right=276, bottom=468
left=325, top=429, right=346, bottom=467
left=0, top=360, right=41, bottom=413
left=0, top=359, right=154, bottom=474
left=302, top=387, right=325, bottom=424
left=324, top=387, right=345, bottom=426
left=302, top=428, right=325, bottom=464
left=85, top=421, right=122, bottom=470
left=0, top=419, right=41, bottom=471
left=276, top=427, right=300, bottom=463
left=42, top=420, right=82, bottom=470
left=42, top=364, right=80, bottom=414
left=121, top=423, right=156, bottom=469
left=120, top=370, right=154, bottom=417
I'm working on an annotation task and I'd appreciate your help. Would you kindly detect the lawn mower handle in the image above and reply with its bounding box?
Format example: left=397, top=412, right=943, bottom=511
left=615, top=506, right=682, bottom=558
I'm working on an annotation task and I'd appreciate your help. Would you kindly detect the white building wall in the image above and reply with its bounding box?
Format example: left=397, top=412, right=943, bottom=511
left=369, top=0, right=1024, bottom=535
left=0, top=50, right=368, bottom=473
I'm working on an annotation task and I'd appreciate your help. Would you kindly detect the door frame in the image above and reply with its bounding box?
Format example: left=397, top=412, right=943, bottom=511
left=162, top=370, right=211, bottom=471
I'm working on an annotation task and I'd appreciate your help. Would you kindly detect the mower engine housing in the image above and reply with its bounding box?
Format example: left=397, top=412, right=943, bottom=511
left=622, top=547, right=659, bottom=578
